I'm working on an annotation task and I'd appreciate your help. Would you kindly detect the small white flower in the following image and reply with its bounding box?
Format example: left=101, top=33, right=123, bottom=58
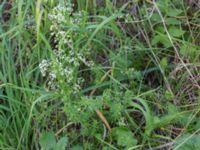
left=49, top=72, right=56, bottom=79
left=39, top=59, right=49, bottom=76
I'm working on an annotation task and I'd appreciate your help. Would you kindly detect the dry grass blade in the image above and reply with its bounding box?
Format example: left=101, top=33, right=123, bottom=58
left=89, top=69, right=112, bottom=132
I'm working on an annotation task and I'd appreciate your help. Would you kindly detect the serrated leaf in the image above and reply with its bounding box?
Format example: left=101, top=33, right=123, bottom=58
left=155, top=26, right=165, bottom=33
left=157, top=0, right=170, bottom=13
left=152, top=35, right=172, bottom=47
left=55, top=137, right=68, bottom=150
left=180, top=45, right=196, bottom=60
left=169, top=27, right=185, bottom=37
left=110, top=103, right=122, bottom=121
left=39, top=132, right=56, bottom=150
left=112, top=127, right=137, bottom=147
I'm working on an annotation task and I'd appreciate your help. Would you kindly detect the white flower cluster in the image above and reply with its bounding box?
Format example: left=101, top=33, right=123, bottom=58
left=39, top=59, right=50, bottom=77
left=48, top=3, right=73, bottom=24
left=39, top=2, right=94, bottom=93
left=39, top=57, right=84, bottom=92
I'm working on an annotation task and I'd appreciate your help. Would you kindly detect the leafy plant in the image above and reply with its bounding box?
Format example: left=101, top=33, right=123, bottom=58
left=173, top=134, right=200, bottom=150
left=1, top=0, right=200, bottom=149
left=112, top=127, right=137, bottom=148
left=39, top=132, right=68, bottom=150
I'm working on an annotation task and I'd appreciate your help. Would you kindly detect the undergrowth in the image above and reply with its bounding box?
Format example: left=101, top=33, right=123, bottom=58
left=0, top=0, right=200, bottom=150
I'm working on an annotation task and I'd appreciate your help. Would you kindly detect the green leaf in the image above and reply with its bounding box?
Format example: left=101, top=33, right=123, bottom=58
left=55, top=137, right=68, bottom=150
left=164, top=90, right=174, bottom=100
left=167, top=102, right=178, bottom=115
left=112, top=127, right=137, bottom=147
left=70, top=145, right=83, bottom=150
left=176, top=113, right=192, bottom=126
left=194, top=119, right=200, bottom=130
left=169, top=27, right=185, bottom=37
left=102, top=146, right=113, bottom=150
left=160, top=57, right=168, bottom=70
left=39, top=132, right=56, bottom=150
left=152, top=35, right=172, bottom=47
left=180, top=45, right=196, bottom=60
left=165, top=18, right=181, bottom=25
left=157, top=0, right=170, bottom=13
left=151, top=13, right=161, bottom=22
left=167, top=8, right=182, bottom=17
left=110, top=103, right=122, bottom=121
left=173, top=134, right=200, bottom=150
left=155, top=26, right=165, bottom=33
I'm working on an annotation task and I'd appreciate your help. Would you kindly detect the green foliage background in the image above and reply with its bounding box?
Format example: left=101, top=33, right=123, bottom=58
left=0, top=0, right=199, bottom=149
